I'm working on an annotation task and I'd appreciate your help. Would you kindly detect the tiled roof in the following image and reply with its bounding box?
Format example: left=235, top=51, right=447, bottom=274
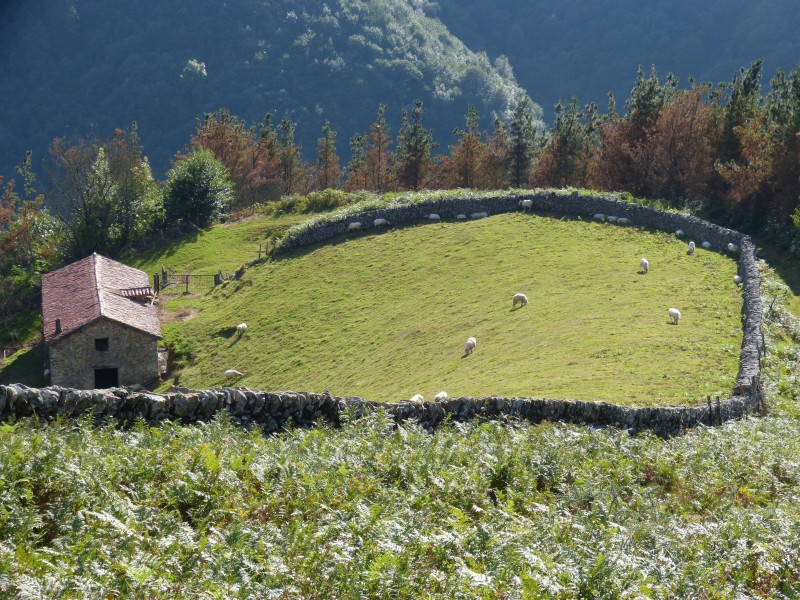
left=42, top=253, right=162, bottom=344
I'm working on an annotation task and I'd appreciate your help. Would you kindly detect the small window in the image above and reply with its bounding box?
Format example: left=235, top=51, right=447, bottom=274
left=95, top=338, right=109, bottom=351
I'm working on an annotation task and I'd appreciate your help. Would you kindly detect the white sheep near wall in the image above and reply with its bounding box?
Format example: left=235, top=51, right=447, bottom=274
left=519, top=199, right=533, bottom=211
left=374, top=218, right=390, bottom=227
left=687, top=241, right=696, bottom=255
left=427, top=213, right=441, bottom=221
left=224, top=369, right=243, bottom=379
left=465, top=336, right=477, bottom=355
left=347, top=222, right=362, bottom=232
left=456, top=214, right=467, bottom=220
left=702, top=241, right=712, bottom=249
left=434, top=391, right=448, bottom=401
left=409, top=394, right=424, bottom=403
left=727, top=242, right=739, bottom=253
left=668, top=308, right=681, bottom=325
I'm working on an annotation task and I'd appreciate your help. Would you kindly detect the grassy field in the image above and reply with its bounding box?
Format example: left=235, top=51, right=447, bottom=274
left=161, top=212, right=742, bottom=406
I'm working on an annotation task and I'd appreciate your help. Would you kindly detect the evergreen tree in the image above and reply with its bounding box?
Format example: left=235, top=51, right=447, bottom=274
left=315, top=121, right=340, bottom=191
left=365, top=104, right=392, bottom=192
left=393, top=100, right=437, bottom=191
left=162, top=149, right=233, bottom=228
left=344, top=132, right=368, bottom=191
left=278, top=116, right=303, bottom=196
left=507, top=96, right=541, bottom=187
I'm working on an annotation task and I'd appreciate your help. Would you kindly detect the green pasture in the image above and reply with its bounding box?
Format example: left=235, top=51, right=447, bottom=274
left=162, top=212, right=742, bottom=406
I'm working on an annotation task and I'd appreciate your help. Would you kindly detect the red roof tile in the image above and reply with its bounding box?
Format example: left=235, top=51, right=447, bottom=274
left=42, top=253, right=162, bottom=344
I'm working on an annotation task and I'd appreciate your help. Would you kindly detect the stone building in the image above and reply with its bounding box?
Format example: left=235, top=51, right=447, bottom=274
left=42, top=253, right=162, bottom=389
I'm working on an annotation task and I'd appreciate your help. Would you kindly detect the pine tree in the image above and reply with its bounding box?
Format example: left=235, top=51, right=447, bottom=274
left=507, top=96, right=541, bottom=187
left=315, top=121, right=340, bottom=190
left=393, top=99, right=437, bottom=191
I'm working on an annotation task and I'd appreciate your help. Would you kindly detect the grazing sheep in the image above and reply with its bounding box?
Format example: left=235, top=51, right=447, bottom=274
left=470, top=212, right=488, bottom=219
left=687, top=241, right=696, bottom=255
left=668, top=308, right=681, bottom=325
left=456, top=214, right=467, bottom=220
left=434, top=391, right=448, bottom=401
left=640, top=258, right=649, bottom=273
left=236, top=322, right=248, bottom=336
left=409, top=394, right=424, bottom=403
left=617, top=217, right=631, bottom=225
left=465, top=336, right=477, bottom=355
left=734, top=275, right=743, bottom=285
left=606, top=215, right=618, bottom=223
left=427, top=213, right=441, bottom=220
left=727, top=242, right=739, bottom=253
left=374, top=218, right=390, bottom=227
left=519, top=199, right=533, bottom=211
left=676, top=229, right=685, bottom=237
left=512, top=293, right=528, bottom=308
left=593, top=213, right=606, bottom=221
left=347, top=221, right=362, bottom=232
left=702, top=241, right=712, bottom=249
left=224, top=369, right=243, bottom=379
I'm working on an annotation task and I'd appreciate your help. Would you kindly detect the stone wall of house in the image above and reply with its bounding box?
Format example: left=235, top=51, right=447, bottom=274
left=0, top=383, right=764, bottom=438
left=49, top=319, right=159, bottom=389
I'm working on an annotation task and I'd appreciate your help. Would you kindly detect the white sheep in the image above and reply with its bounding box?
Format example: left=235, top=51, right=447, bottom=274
left=617, top=217, right=632, bottom=225
left=640, top=258, right=649, bottom=273
left=470, top=212, right=488, bottom=219
left=687, top=241, right=696, bottom=255
left=347, top=221, right=362, bottom=232
left=409, top=394, right=424, bottom=403
left=519, top=199, right=533, bottom=211
left=43, top=368, right=50, bottom=378
left=512, top=293, right=528, bottom=308
left=465, top=336, right=477, bottom=355
left=224, top=369, right=243, bottom=379
left=727, top=242, right=739, bottom=253
left=734, top=275, right=743, bottom=285
left=374, top=218, right=390, bottom=227
left=676, top=229, right=685, bottom=237
left=456, top=214, right=467, bottom=220
left=427, top=213, right=441, bottom=221
left=668, top=308, right=681, bottom=325
left=236, top=322, right=248, bottom=336
left=606, top=215, right=619, bottom=223
left=434, top=391, right=448, bottom=401
left=593, top=213, right=606, bottom=221
left=702, top=241, right=712, bottom=249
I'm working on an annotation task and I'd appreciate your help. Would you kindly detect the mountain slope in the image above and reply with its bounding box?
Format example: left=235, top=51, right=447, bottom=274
left=0, top=0, right=537, bottom=180
left=434, top=0, right=800, bottom=119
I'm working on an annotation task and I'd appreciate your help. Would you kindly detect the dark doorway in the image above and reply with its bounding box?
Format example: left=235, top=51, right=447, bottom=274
left=94, top=367, right=119, bottom=388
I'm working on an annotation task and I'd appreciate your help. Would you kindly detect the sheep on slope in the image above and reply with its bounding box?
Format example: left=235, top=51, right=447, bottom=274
left=512, top=293, right=528, bottom=308
left=347, top=222, right=362, bottom=232
left=640, top=258, right=649, bottom=273
left=224, top=369, right=243, bottom=380
left=519, top=199, right=533, bottom=211
left=668, top=308, right=681, bottom=325
left=374, top=218, right=390, bottom=227
left=687, top=241, right=696, bottom=255
left=465, top=336, right=477, bottom=355
left=409, top=394, right=424, bottom=403
left=434, top=391, right=448, bottom=401
left=236, top=322, right=248, bottom=336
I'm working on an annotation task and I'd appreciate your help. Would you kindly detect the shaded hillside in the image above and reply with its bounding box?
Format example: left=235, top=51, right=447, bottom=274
left=434, top=0, right=800, bottom=118
left=0, top=0, right=537, bottom=180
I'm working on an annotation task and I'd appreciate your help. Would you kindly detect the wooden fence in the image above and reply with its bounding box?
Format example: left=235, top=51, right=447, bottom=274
left=154, top=266, right=220, bottom=294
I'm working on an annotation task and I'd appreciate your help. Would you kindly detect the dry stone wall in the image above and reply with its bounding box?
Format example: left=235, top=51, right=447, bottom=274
left=0, top=383, right=762, bottom=437
left=2, top=192, right=763, bottom=436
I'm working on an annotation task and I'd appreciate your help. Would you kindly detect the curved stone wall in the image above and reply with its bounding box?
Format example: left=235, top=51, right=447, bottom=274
left=1, top=192, right=763, bottom=435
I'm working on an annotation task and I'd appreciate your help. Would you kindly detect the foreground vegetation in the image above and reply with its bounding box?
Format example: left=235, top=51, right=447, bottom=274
left=1, top=404, right=799, bottom=597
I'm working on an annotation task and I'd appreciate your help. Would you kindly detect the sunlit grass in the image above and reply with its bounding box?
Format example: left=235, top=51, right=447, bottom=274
left=163, top=213, right=742, bottom=405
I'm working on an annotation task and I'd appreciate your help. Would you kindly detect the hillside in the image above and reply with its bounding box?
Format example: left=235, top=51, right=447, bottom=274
left=0, top=0, right=537, bottom=181
left=434, top=0, right=800, bottom=119
left=153, top=211, right=742, bottom=405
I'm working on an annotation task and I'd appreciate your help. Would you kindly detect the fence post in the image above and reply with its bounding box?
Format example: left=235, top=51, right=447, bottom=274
left=154, top=273, right=159, bottom=294
left=707, top=396, right=712, bottom=426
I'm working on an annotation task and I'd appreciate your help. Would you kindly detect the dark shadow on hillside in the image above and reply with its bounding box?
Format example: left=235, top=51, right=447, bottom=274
left=757, top=241, right=800, bottom=298
left=0, top=342, right=48, bottom=387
